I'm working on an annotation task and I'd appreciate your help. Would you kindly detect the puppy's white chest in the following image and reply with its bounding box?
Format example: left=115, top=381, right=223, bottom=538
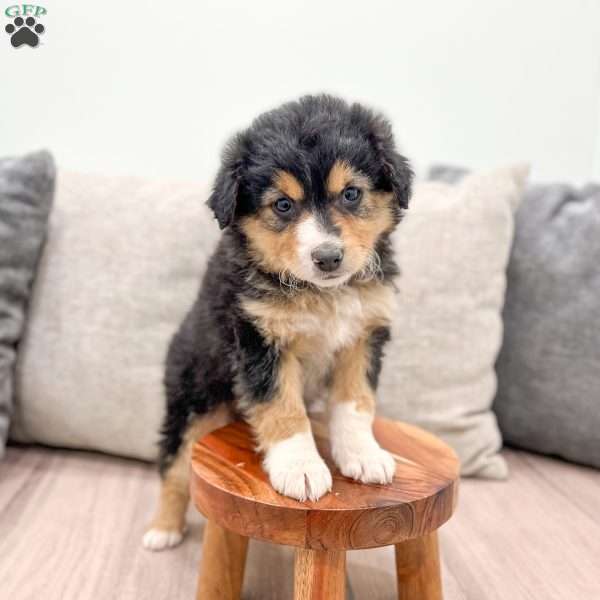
left=300, top=289, right=364, bottom=353
left=242, top=283, right=394, bottom=355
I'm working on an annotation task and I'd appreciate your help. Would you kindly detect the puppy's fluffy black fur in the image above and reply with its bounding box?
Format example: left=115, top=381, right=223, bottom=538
left=158, top=94, right=412, bottom=474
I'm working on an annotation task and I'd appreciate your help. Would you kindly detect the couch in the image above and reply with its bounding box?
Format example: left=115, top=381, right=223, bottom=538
left=1, top=153, right=599, bottom=599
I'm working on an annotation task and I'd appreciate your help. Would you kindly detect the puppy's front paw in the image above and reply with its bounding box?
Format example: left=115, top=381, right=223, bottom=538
left=329, top=402, right=396, bottom=485
left=263, top=432, right=332, bottom=502
left=332, top=442, right=396, bottom=484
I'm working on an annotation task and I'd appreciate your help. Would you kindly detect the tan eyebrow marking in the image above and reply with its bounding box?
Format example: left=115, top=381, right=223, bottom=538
left=327, top=160, right=354, bottom=195
left=326, top=160, right=372, bottom=195
left=273, top=170, right=304, bottom=201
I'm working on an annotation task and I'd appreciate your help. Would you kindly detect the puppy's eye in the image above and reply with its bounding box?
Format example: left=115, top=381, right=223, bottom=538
left=273, top=198, right=293, bottom=214
left=342, top=186, right=362, bottom=205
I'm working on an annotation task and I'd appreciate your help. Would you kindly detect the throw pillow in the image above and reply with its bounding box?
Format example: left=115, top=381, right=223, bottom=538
left=0, top=150, right=55, bottom=458
left=11, top=171, right=217, bottom=460
left=429, top=166, right=600, bottom=470
left=378, top=166, right=528, bottom=478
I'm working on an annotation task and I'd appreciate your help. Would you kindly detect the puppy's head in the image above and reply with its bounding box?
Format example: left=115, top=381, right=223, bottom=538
left=208, top=95, right=412, bottom=288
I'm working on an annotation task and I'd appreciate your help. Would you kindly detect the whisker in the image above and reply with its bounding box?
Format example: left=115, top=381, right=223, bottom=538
left=278, top=269, right=300, bottom=293
left=357, top=249, right=383, bottom=281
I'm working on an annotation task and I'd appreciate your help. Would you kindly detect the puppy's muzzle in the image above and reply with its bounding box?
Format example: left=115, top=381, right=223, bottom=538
left=311, top=243, right=344, bottom=273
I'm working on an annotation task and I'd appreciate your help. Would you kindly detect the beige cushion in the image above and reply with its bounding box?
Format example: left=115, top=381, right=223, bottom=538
left=11, top=171, right=218, bottom=460
left=13, top=166, right=526, bottom=477
left=379, top=166, right=528, bottom=478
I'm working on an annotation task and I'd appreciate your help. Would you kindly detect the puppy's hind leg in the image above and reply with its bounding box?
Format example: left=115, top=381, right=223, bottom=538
left=143, top=405, right=231, bottom=551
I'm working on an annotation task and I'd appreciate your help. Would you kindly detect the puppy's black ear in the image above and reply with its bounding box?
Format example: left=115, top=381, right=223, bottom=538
left=382, top=150, right=413, bottom=210
left=368, top=115, right=413, bottom=209
left=207, top=135, right=245, bottom=229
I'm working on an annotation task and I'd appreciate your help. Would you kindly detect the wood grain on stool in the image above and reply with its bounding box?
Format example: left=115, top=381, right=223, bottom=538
left=191, top=418, right=459, bottom=551
left=191, top=417, right=459, bottom=599
left=294, top=548, right=345, bottom=600
left=196, top=520, right=248, bottom=600
left=395, top=532, right=442, bottom=600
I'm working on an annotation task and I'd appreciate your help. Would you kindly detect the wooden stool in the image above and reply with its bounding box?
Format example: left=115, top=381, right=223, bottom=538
left=191, top=418, right=459, bottom=600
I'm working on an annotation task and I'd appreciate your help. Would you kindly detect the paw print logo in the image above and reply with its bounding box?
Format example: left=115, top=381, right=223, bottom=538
left=5, top=16, right=45, bottom=48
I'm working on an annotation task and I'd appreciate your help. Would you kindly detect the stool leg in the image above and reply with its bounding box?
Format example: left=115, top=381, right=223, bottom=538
left=395, top=532, right=442, bottom=600
left=196, top=520, right=248, bottom=600
left=294, top=548, right=346, bottom=600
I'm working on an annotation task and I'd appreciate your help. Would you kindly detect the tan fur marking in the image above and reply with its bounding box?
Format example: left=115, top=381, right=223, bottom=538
left=331, top=190, right=395, bottom=273
left=274, top=170, right=304, bottom=201
left=326, top=160, right=373, bottom=195
left=357, top=281, right=396, bottom=328
left=331, top=335, right=375, bottom=414
left=148, top=405, right=231, bottom=532
left=327, top=160, right=355, bottom=195
left=240, top=212, right=307, bottom=275
left=245, top=351, right=310, bottom=450
left=327, top=161, right=396, bottom=277
left=334, top=202, right=394, bottom=248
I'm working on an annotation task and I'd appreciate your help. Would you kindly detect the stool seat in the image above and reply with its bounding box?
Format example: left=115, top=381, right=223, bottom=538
left=191, top=418, right=460, bottom=599
left=191, top=418, right=459, bottom=551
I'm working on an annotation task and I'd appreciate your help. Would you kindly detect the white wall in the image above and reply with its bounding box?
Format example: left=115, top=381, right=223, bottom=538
left=3, top=0, right=600, bottom=184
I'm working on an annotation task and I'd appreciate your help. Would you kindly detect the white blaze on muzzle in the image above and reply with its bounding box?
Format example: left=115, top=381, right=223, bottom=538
left=296, top=216, right=348, bottom=286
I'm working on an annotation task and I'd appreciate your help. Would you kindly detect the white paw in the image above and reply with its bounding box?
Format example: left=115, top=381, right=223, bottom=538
left=333, top=443, right=396, bottom=484
left=329, top=402, right=396, bottom=485
left=142, top=528, right=184, bottom=551
left=263, top=431, right=332, bottom=502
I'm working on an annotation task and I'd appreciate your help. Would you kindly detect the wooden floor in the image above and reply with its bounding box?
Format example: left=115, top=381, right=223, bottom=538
left=1, top=444, right=599, bottom=599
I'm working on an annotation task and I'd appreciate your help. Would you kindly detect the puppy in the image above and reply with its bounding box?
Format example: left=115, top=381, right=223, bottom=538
left=143, top=94, right=412, bottom=550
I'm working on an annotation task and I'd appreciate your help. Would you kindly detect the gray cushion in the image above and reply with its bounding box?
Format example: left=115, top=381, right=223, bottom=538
left=0, top=151, right=55, bottom=458
left=429, top=165, right=600, bottom=469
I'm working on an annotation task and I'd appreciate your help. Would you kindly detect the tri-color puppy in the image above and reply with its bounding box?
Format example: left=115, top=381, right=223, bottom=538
left=143, top=94, right=412, bottom=550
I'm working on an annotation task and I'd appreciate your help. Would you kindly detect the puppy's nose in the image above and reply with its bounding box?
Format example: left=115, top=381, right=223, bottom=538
left=311, top=243, right=344, bottom=273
